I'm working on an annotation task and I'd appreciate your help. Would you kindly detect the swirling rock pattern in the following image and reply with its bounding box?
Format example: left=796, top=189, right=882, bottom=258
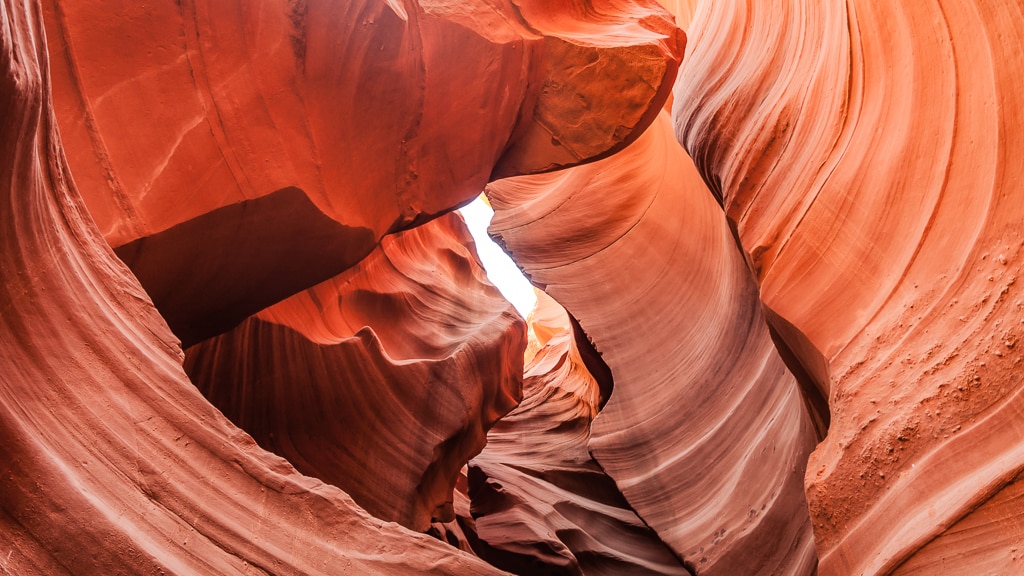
left=487, top=112, right=819, bottom=574
left=185, top=212, right=525, bottom=532
left=21, top=0, right=1024, bottom=571
left=675, top=1, right=1024, bottom=573
left=41, top=0, right=683, bottom=345
left=0, top=2, right=505, bottom=573
left=0, top=0, right=686, bottom=572
left=467, top=294, right=689, bottom=575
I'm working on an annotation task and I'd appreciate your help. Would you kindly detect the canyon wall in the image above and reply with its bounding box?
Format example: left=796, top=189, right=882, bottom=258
left=675, top=1, right=1024, bottom=573
left=0, top=2, right=506, bottom=573
left=4, top=0, right=1024, bottom=573
left=487, top=111, right=819, bottom=575
left=1, top=0, right=684, bottom=573
left=42, top=0, right=683, bottom=345
left=465, top=293, right=690, bottom=575
left=184, top=212, right=525, bottom=532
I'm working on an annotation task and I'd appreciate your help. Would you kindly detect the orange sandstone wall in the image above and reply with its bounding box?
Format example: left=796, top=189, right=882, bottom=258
left=675, top=1, right=1024, bottom=573
left=1, top=1, right=685, bottom=572
left=185, top=212, right=525, bottom=532
left=42, top=0, right=683, bottom=345
left=0, top=1, right=506, bottom=573
left=487, top=112, right=819, bottom=575
left=466, top=294, right=689, bottom=575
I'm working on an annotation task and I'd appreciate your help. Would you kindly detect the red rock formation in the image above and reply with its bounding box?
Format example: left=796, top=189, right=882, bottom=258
left=675, top=1, right=1024, bottom=573
left=655, top=0, right=699, bottom=29
left=185, top=212, right=525, bottom=532
left=28, top=0, right=1024, bottom=571
left=41, top=0, right=683, bottom=345
left=466, top=293, right=689, bottom=575
left=428, top=467, right=480, bottom=555
left=0, top=1, right=505, bottom=573
left=487, top=112, right=819, bottom=574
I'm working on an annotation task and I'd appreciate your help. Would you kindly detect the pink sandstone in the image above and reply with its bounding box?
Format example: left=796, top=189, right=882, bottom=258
left=675, top=1, right=1024, bottom=572
left=0, top=2, right=508, bottom=573
left=487, top=111, right=819, bottom=574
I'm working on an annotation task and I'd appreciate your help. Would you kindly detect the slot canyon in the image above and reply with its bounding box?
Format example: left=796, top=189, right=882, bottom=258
left=1, top=0, right=1022, bottom=574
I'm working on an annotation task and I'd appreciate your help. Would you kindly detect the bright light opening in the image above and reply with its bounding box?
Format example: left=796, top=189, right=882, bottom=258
left=459, top=196, right=538, bottom=318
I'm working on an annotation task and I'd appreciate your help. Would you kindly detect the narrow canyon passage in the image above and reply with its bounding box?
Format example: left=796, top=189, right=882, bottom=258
left=2, top=0, right=1023, bottom=575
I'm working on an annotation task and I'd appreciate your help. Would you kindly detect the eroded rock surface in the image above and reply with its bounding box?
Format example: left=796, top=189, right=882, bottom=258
left=42, top=0, right=683, bottom=344
left=487, top=112, right=819, bottom=575
left=13, top=0, right=1024, bottom=572
left=675, top=1, right=1024, bottom=573
left=466, top=293, right=690, bottom=575
left=185, top=212, right=525, bottom=532
left=0, top=2, right=506, bottom=573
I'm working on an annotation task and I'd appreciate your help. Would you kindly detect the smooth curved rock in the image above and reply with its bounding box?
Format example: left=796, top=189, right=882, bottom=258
left=0, top=2, right=506, bottom=573
left=655, top=0, right=699, bottom=29
left=467, top=293, right=689, bottom=575
left=487, top=111, right=818, bottom=575
left=185, top=212, right=525, bottom=532
left=675, top=1, right=1024, bottom=572
left=41, top=0, right=683, bottom=344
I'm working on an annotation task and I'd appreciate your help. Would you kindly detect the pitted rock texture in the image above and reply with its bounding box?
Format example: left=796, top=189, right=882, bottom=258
left=675, top=1, right=1024, bottom=573
left=11, top=0, right=1024, bottom=572
left=487, top=111, right=819, bottom=575
left=42, top=0, right=683, bottom=344
left=185, top=212, right=525, bottom=532
left=0, top=2, right=506, bottom=573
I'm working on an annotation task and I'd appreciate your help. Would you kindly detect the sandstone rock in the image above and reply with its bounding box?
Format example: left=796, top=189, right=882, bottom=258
left=42, top=0, right=683, bottom=344
left=428, top=467, right=481, bottom=556
left=675, top=1, right=1024, bottom=572
left=18, top=0, right=1024, bottom=571
left=654, top=0, right=699, bottom=29
left=487, top=112, right=819, bottom=574
left=0, top=2, right=505, bottom=573
left=467, top=295, right=689, bottom=575
left=185, top=212, right=525, bottom=532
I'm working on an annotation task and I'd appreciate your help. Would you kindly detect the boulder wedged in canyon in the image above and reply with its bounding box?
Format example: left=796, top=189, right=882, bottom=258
left=486, top=112, right=819, bottom=575
left=0, top=2, right=507, bottom=573
left=185, top=212, right=525, bottom=532
left=41, top=0, right=683, bottom=344
left=675, top=1, right=1024, bottom=573
left=466, top=293, right=689, bottom=575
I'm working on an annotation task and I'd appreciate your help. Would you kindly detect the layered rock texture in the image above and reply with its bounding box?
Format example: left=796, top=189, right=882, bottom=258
left=1, top=0, right=685, bottom=573
left=0, top=2, right=505, bottom=574
left=466, top=293, right=689, bottom=575
left=184, top=212, right=525, bottom=532
left=487, top=112, right=819, bottom=575
left=675, top=1, right=1024, bottom=574
left=5, top=0, right=1024, bottom=573
left=41, top=0, right=683, bottom=345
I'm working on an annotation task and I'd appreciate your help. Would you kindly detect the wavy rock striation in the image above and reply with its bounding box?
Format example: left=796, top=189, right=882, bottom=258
left=41, top=0, right=683, bottom=344
left=675, top=1, right=1024, bottom=573
left=0, top=2, right=507, bottom=573
left=467, top=293, right=689, bottom=575
left=487, top=111, right=818, bottom=575
left=185, top=212, right=525, bottom=532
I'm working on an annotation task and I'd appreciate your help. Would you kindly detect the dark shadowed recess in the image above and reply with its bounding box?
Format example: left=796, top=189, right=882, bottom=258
left=569, top=314, right=614, bottom=409
left=115, top=186, right=376, bottom=347
left=763, top=306, right=831, bottom=440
